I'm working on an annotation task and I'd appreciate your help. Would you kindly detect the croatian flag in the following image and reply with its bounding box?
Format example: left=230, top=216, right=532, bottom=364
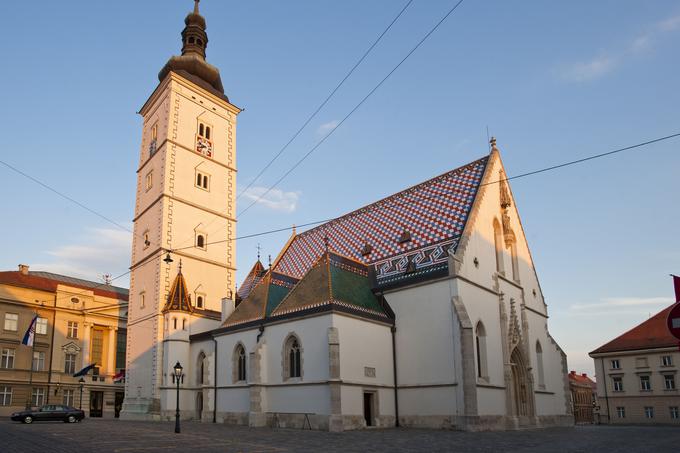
left=21, top=314, right=38, bottom=347
left=113, top=370, right=125, bottom=383
left=73, top=363, right=96, bottom=377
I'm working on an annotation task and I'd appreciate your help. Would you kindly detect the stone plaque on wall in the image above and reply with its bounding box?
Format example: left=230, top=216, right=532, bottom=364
left=364, top=367, right=376, bottom=378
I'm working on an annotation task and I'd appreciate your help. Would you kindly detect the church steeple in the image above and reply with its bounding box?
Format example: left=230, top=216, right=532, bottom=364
left=158, top=0, right=226, bottom=96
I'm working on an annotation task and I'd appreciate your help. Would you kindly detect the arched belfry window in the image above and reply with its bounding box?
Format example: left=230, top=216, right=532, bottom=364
left=283, top=335, right=302, bottom=379
left=475, top=321, right=488, bottom=380
left=536, top=341, right=545, bottom=389
left=493, top=219, right=504, bottom=274
left=233, top=344, right=246, bottom=383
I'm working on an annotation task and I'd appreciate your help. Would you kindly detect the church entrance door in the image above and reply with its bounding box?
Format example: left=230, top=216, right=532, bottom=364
left=363, top=392, right=374, bottom=427
left=196, top=392, right=203, bottom=420
left=510, top=348, right=531, bottom=417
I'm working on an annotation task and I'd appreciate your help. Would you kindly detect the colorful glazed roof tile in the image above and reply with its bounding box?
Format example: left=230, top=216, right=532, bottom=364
left=163, top=267, right=194, bottom=313
left=590, top=304, right=678, bottom=354
left=0, top=270, right=128, bottom=300
left=223, top=271, right=298, bottom=328
left=271, top=251, right=389, bottom=320
left=237, top=260, right=266, bottom=301
left=272, top=157, right=488, bottom=287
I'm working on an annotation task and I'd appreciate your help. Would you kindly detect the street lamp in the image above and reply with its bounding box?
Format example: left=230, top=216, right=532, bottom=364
left=78, top=377, right=85, bottom=410
left=173, top=361, right=183, bottom=434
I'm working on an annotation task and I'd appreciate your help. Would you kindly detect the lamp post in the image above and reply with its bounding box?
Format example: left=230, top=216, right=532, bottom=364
left=173, top=361, right=183, bottom=433
left=78, top=377, right=85, bottom=410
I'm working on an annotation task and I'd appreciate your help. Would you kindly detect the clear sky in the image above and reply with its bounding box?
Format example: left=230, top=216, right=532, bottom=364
left=0, top=0, right=678, bottom=376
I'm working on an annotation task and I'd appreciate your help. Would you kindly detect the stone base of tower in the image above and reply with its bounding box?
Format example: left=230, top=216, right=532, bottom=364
left=119, top=397, right=162, bottom=421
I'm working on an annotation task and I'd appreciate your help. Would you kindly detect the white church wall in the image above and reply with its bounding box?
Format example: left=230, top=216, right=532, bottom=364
left=214, top=328, right=259, bottom=420
left=385, top=279, right=461, bottom=417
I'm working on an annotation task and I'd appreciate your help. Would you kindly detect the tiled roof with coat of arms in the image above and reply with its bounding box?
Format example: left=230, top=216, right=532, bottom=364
left=272, top=156, right=488, bottom=288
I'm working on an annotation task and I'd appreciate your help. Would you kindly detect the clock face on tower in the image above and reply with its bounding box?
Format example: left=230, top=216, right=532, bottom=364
left=196, top=136, right=213, bottom=158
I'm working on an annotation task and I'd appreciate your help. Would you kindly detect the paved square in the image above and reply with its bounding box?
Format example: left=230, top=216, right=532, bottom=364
left=1, top=419, right=679, bottom=452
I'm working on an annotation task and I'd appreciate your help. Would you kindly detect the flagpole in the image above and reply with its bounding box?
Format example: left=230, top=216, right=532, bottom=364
left=25, top=312, right=37, bottom=409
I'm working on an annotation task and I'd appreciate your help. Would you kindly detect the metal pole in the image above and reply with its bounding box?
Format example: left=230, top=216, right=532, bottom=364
left=79, top=385, right=83, bottom=410
left=175, top=376, right=180, bottom=433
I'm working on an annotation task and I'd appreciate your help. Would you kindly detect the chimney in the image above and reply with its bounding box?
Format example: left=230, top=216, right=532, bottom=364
left=221, top=291, right=236, bottom=323
left=18, top=264, right=29, bottom=275
left=582, top=373, right=587, bottom=378
left=570, top=370, right=576, bottom=375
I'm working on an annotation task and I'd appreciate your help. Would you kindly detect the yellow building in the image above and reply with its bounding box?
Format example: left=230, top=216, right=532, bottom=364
left=0, top=264, right=128, bottom=418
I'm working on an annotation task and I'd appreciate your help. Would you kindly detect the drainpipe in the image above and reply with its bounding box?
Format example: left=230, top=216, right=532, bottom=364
left=256, top=324, right=265, bottom=343
left=212, top=336, right=217, bottom=423
left=46, top=297, right=57, bottom=403
left=391, top=324, right=399, bottom=427
left=599, top=358, right=610, bottom=424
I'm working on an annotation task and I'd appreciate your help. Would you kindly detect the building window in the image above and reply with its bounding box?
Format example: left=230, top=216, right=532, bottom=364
left=1, top=349, right=15, bottom=369
left=182, top=319, right=186, bottom=331
left=32, top=351, right=45, bottom=371
left=510, top=240, right=520, bottom=282
left=198, top=122, right=211, bottom=140
left=143, top=231, right=150, bottom=249
left=612, top=377, right=623, bottom=392
left=91, top=329, right=104, bottom=368
left=640, top=375, right=651, bottom=391
left=145, top=171, right=153, bottom=191
left=611, top=359, right=620, bottom=369
left=671, top=407, right=679, bottom=419
left=616, top=406, right=625, bottom=418
left=63, top=389, right=75, bottom=407
left=475, top=321, right=488, bottom=379
left=195, top=171, right=210, bottom=191
left=492, top=219, right=504, bottom=274
left=234, top=344, right=246, bottom=382
left=0, top=386, right=12, bottom=406
left=536, top=341, right=545, bottom=388
left=196, top=294, right=205, bottom=309
left=149, top=123, right=158, bottom=155
left=173, top=318, right=177, bottom=330
left=64, top=353, right=76, bottom=375
left=665, top=374, right=676, bottom=390
left=116, top=330, right=127, bottom=371
left=140, top=292, right=146, bottom=309
left=662, top=355, right=673, bottom=367
left=284, top=335, right=302, bottom=379
left=196, top=121, right=213, bottom=157
left=31, top=388, right=45, bottom=407
left=36, top=317, right=48, bottom=335
left=644, top=406, right=654, bottom=419
left=196, top=233, right=206, bottom=250
left=67, top=321, right=78, bottom=339
left=4, top=313, right=18, bottom=331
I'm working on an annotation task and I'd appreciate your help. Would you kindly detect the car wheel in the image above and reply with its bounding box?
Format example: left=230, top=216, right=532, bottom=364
left=67, top=415, right=77, bottom=423
left=23, top=415, right=33, bottom=424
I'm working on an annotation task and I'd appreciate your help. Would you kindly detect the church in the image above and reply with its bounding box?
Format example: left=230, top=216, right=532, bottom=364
left=121, top=1, right=573, bottom=431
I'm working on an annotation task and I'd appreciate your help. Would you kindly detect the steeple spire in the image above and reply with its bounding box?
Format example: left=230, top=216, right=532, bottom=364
left=158, top=0, right=226, bottom=96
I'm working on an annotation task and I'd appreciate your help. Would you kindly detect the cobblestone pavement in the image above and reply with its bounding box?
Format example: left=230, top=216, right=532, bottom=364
left=1, top=419, right=679, bottom=453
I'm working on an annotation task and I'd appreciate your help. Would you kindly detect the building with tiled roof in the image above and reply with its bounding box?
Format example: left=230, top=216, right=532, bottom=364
left=124, top=3, right=571, bottom=431
left=0, top=265, right=128, bottom=418
left=568, top=371, right=597, bottom=424
left=589, top=304, right=680, bottom=425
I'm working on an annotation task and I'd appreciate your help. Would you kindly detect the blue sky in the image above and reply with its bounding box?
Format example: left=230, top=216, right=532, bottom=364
left=0, top=0, right=679, bottom=375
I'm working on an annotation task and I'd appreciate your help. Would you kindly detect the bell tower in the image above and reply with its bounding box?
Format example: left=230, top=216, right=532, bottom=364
left=121, top=0, right=239, bottom=420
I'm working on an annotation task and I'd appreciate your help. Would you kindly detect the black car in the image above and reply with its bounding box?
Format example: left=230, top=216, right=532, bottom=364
left=11, top=405, right=85, bottom=424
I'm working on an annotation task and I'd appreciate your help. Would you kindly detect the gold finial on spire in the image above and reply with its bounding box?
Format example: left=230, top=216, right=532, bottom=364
left=194, top=0, right=200, bottom=14
left=490, top=136, right=498, bottom=151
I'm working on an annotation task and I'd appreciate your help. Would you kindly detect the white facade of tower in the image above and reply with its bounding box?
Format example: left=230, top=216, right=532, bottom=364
left=121, top=70, right=239, bottom=419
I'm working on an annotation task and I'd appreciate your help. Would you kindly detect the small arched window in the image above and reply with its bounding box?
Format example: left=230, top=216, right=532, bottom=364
left=197, top=39, right=203, bottom=46
left=196, top=234, right=205, bottom=249
left=536, top=341, right=545, bottom=388
left=197, top=352, right=206, bottom=385
left=188, top=37, right=195, bottom=44
left=199, top=123, right=204, bottom=137
left=205, top=126, right=211, bottom=140
left=173, top=318, right=177, bottom=330
left=475, top=321, right=488, bottom=380
left=234, top=344, right=246, bottom=382
left=284, top=335, right=302, bottom=379
left=196, top=295, right=204, bottom=309
left=182, top=318, right=186, bottom=331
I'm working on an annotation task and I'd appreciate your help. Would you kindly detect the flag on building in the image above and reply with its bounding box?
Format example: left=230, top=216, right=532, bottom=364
left=113, top=370, right=125, bottom=383
left=21, top=314, right=38, bottom=347
left=73, top=363, right=96, bottom=377
left=673, top=274, right=680, bottom=302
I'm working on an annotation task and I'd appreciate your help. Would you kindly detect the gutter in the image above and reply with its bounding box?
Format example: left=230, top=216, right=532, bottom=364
left=391, top=324, right=399, bottom=427
left=212, top=336, right=217, bottom=423
left=599, top=358, right=610, bottom=423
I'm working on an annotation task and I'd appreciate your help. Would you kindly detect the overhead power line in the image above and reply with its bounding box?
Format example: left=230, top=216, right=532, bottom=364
left=236, top=0, right=414, bottom=202
left=237, top=0, right=467, bottom=217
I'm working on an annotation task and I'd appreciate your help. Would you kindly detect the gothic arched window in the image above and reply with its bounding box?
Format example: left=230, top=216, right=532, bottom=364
left=536, top=341, right=545, bottom=388
left=475, top=321, right=488, bottom=380
left=283, top=335, right=302, bottom=379
left=493, top=219, right=504, bottom=274
left=234, top=344, right=246, bottom=382
left=197, top=352, right=206, bottom=385
left=196, top=234, right=205, bottom=249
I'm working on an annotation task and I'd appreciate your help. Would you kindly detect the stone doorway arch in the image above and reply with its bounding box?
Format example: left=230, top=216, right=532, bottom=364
left=510, top=347, right=533, bottom=417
